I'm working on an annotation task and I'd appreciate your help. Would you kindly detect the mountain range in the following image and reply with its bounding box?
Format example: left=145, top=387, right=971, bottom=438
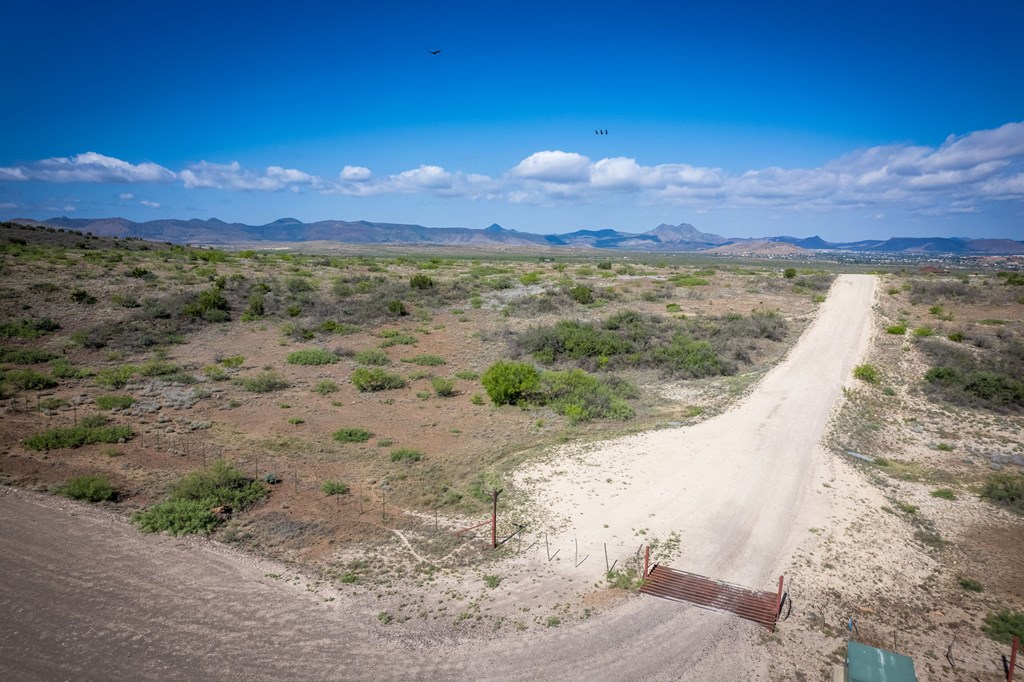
left=10, top=216, right=1024, bottom=255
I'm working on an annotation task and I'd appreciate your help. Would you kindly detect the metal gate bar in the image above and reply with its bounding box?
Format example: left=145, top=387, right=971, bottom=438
left=640, top=565, right=779, bottom=629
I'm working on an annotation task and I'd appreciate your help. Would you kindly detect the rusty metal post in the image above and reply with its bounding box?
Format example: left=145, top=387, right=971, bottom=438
left=644, top=545, right=650, bottom=579
left=776, top=576, right=785, bottom=615
left=490, top=489, right=502, bottom=549
left=1010, top=636, right=1019, bottom=682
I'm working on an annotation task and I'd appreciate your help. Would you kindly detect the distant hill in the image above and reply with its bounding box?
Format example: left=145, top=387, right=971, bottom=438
left=10, top=217, right=1024, bottom=255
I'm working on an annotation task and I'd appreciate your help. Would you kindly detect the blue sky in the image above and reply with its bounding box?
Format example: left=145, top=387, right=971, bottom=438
left=2, top=0, right=1023, bottom=241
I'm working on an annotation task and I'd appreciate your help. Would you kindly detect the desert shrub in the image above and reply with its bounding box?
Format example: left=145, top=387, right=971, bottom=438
left=410, top=274, right=434, bottom=290
left=333, top=427, right=373, bottom=443
left=386, top=299, right=407, bottom=316
left=355, top=349, right=390, bottom=365
left=95, top=394, right=135, bottom=410
left=351, top=367, right=406, bottom=391
left=791, top=273, right=834, bottom=292
left=313, top=380, right=338, bottom=394
left=235, top=371, right=289, bottom=392
left=285, top=276, right=316, bottom=294
left=980, top=473, right=1024, bottom=514
left=947, top=332, right=964, bottom=343
left=0, top=317, right=59, bottom=339
left=5, top=368, right=57, bottom=390
left=455, top=370, right=479, bottom=380
left=909, top=279, right=972, bottom=304
left=321, top=480, right=349, bottom=495
left=286, top=348, right=338, bottom=365
left=50, top=359, right=89, bottom=379
left=70, top=288, right=97, bottom=304
left=538, top=369, right=635, bottom=422
left=957, top=576, right=983, bottom=591
left=401, top=354, right=446, bottom=366
left=519, top=272, right=542, bottom=285
left=202, top=364, right=229, bottom=381
left=912, top=326, right=934, bottom=337
left=128, top=267, right=155, bottom=280
left=654, top=335, right=734, bottom=378
left=390, top=448, right=423, bottom=463
left=783, top=268, right=797, bottom=279
left=431, top=376, right=456, bottom=397
left=481, top=361, right=540, bottom=405
left=886, top=324, right=907, bottom=335
left=931, top=488, right=957, bottom=500
left=569, top=285, right=594, bottom=304
left=37, top=397, right=67, bottom=410
left=997, top=271, right=1024, bottom=286
left=133, top=499, right=219, bottom=535
left=55, top=474, right=118, bottom=502
left=379, top=331, right=416, bottom=347
left=241, top=291, right=265, bottom=320
left=0, top=346, right=56, bottom=364
left=94, top=365, right=137, bottom=388
left=24, top=422, right=133, bottom=450
left=853, top=364, right=881, bottom=384
left=670, top=274, right=710, bottom=287
left=982, top=609, right=1024, bottom=644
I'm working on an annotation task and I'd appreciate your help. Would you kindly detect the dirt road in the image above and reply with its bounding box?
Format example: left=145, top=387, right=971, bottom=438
left=0, top=274, right=877, bottom=681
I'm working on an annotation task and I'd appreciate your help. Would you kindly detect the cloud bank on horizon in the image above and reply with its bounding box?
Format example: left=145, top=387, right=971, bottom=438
left=3, top=120, right=1022, bottom=228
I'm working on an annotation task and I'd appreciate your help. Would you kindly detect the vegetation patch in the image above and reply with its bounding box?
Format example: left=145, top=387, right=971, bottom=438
left=133, top=460, right=266, bottom=535
left=390, top=448, right=423, bottom=463
left=333, top=427, right=374, bottom=443
left=95, top=394, right=135, bottom=410
left=853, top=364, right=881, bottom=384
left=24, top=419, right=133, bottom=451
left=355, top=348, right=391, bottom=365
left=55, top=474, right=118, bottom=502
left=981, top=609, right=1024, bottom=645
left=980, top=473, right=1024, bottom=514
left=235, top=371, right=289, bottom=393
left=401, top=354, right=446, bottom=366
left=0, top=346, right=56, bottom=364
left=351, top=367, right=406, bottom=391
left=920, top=338, right=1024, bottom=412
left=3, top=368, right=57, bottom=390
left=321, top=480, right=350, bottom=495
left=286, top=348, right=339, bottom=365
left=0, top=317, right=60, bottom=339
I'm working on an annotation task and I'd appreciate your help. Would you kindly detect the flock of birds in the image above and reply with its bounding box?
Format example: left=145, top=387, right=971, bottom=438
left=427, top=49, right=607, bottom=135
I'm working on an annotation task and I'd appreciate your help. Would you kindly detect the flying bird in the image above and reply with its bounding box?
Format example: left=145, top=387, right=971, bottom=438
left=427, top=49, right=442, bottom=55
left=595, top=129, right=608, bottom=135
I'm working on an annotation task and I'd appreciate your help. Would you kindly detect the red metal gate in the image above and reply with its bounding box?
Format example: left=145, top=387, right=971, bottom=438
left=640, top=565, right=782, bottom=630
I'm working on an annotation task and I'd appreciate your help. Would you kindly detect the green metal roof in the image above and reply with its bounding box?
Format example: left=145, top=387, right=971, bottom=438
left=847, top=641, right=917, bottom=682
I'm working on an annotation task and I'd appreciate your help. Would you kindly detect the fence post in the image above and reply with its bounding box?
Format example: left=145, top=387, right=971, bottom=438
left=1010, top=635, right=1019, bottom=682
left=491, top=489, right=502, bottom=549
left=643, top=545, right=650, bottom=580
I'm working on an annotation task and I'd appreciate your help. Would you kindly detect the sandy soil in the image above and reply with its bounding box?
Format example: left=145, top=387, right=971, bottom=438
left=0, top=274, right=879, bottom=680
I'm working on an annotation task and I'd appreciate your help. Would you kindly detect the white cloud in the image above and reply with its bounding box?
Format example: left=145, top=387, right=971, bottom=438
left=119, top=192, right=134, bottom=200
left=0, top=201, right=17, bottom=209
left=0, top=153, right=175, bottom=183
left=180, top=161, right=323, bottom=191
left=512, top=151, right=591, bottom=182
left=140, top=200, right=160, bottom=208
left=339, top=165, right=372, bottom=181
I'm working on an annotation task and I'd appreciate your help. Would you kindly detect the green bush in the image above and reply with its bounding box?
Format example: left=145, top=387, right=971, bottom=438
left=95, top=365, right=137, bottom=388
left=957, top=576, right=983, bottom=592
left=569, top=285, right=594, bottom=304
left=455, top=370, right=479, bottom=380
left=410, top=274, right=434, bottom=290
left=5, top=368, right=57, bottom=390
left=538, top=369, right=635, bottom=422
left=654, top=335, right=733, bottom=378
left=670, top=274, right=710, bottom=287
left=333, top=427, right=374, bottom=443
left=390, top=448, right=423, bottom=463
left=70, top=289, right=97, bottom=304
left=220, top=355, right=244, bottom=368
left=24, top=422, right=133, bottom=450
left=783, top=268, right=797, bottom=279
left=481, top=361, right=539, bottom=405
left=138, top=360, right=180, bottom=377
left=0, top=317, right=60, bottom=339
left=980, top=473, right=1024, bottom=514
left=133, top=460, right=265, bottom=536
left=355, top=348, right=391, bottom=365
left=982, top=609, right=1024, bottom=644
left=235, top=371, right=289, bottom=392
left=313, top=380, right=338, bottom=394
left=202, top=364, right=229, bottom=381
left=386, top=299, right=407, bottom=316
left=931, top=488, right=957, bottom=500
left=912, top=326, right=934, bottom=337
left=0, top=346, right=56, bottom=364
left=286, top=348, right=339, bottom=365
left=56, top=474, right=118, bottom=502
left=853, top=364, right=881, bottom=384
left=351, top=367, right=406, bottom=392
left=431, top=376, right=456, bottom=397
left=401, top=354, right=446, bottom=366
left=95, top=394, right=135, bottom=410
left=379, top=331, right=416, bottom=347
left=886, top=324, right=907, bottom=335
left=321, top=480, right=349, bottom=495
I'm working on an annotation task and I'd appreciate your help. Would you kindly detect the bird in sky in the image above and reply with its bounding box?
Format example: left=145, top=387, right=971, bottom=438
left=427, top=49, right=442, bottom=55
left=595, top=129, right=608, bottom=135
